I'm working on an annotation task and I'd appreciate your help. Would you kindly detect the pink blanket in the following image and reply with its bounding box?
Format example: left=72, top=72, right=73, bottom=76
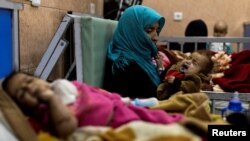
left=72, top=81, right=184, bottom=128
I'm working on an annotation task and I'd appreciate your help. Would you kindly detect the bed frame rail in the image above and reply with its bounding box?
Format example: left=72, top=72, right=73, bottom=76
left=159, top=36, right=250, bottom=52
left=203, top=91, right=250, bottom=114
left=159, top=36, right=250, bottom=114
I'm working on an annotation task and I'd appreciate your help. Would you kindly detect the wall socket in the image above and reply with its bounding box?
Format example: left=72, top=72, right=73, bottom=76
left=31, top=0, right=41, bottom=7
left=90, top=3, right=95, bottom=15
left=173, top=12, right=183, bottom=21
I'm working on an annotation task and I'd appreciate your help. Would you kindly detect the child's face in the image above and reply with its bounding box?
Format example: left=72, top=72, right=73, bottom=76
left=5, top=73, right=51, bottom=108
left=214, top=30, right=227, bottom=37
left=179, top=52, right=208, bottom=75
left=145, top=22, right=160, bottom=45
left=213, top=21, right=227, bottom=37
left=214, top=26, right=227, bottom=37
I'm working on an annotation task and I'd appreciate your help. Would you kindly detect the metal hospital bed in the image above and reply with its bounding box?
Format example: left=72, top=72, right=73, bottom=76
left=34, top=13, right=118, bottom=88
left=34, top=13, right=250, bottom=114
left=159, top=36, right=250, bottom=52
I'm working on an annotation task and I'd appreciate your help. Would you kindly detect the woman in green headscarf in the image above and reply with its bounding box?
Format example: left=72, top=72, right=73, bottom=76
left=103, top=5, right=165, bottom=98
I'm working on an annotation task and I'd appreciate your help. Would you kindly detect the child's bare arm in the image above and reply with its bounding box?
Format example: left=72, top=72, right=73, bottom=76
left=37, top=88, right=77, bottom=138
left=47, top=95, right=77, bottom=138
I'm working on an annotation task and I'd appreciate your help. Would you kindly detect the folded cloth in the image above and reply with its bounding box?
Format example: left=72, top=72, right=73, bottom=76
left=50, top=79, right=78, bottom=105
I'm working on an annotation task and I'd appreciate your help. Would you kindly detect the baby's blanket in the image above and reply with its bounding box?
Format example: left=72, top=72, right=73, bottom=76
left=213, top=50, right=250, bottom=92
left=150, top=92, right=225, bottom=124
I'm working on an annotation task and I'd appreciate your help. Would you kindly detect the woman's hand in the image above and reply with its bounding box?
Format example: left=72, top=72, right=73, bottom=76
left=156, top=41, right=168, bottom=51
left=167, top=76, right=175, bottom=84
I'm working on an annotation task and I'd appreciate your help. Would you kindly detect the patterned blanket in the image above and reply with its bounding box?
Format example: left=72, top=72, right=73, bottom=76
left=68, top=120, right=202, bottom=141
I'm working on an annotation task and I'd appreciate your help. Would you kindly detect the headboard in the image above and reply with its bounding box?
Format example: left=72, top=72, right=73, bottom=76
left=73, top=15, right=118, bottom=88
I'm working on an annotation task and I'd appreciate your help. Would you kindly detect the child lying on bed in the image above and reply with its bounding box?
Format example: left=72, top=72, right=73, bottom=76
left=157, top=50, right=214, bottom=100
left=2, top=72, right=183, bottom=139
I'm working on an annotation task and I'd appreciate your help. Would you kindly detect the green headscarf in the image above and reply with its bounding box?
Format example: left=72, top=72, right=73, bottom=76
left=107, top=5, right=165, bottom=86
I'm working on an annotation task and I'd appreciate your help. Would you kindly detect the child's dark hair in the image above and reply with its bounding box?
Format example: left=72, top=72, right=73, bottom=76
left=2, top=71, right=34, bottom=116
left=2, top=71, right=19, bottom=94
left=196, top=50, right=214, bottom=75
left=2, top=71, right=34, bottom=93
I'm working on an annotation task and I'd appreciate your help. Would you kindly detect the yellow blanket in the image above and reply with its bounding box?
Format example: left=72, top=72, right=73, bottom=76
left=68, top=121, right=201, bottom=141
left=151, top=92, right=225, bottom=123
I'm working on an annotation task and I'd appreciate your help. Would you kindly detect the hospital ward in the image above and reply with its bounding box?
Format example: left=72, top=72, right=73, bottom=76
left=1, top=0, right=250, bottom=141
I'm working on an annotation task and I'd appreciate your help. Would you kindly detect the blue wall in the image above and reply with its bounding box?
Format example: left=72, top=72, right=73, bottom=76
left=0, top=8, right=12, bottom=79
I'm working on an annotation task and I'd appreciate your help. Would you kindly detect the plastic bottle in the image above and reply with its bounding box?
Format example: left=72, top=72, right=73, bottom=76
left=131, top=97, right=159, bottom=107
left=221, top=92, right=246, bottom=120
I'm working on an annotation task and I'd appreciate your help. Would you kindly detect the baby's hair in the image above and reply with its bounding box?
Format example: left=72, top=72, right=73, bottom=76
left=2, top=71, right=34, bottom=93
left=196, top=50, right=214, bottom=75
left=214, top=20, right=228, bottom=33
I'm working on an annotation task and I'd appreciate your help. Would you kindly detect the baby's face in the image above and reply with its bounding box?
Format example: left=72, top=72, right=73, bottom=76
left=179, top=52, right=208, bottom=75
left=214, top=31, right=227, bottom=37
left=214, top=27, right=227, bottom=37
left=6, top=73, right=51, bottom=108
